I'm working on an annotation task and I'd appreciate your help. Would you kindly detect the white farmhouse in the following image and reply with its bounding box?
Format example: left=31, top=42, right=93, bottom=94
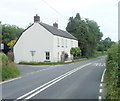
left=14, top=14, right=78, bottom=63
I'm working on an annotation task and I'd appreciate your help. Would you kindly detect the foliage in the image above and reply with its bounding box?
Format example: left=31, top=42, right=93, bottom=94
left=19, top=61, right=68, bottom=65
left=105, top=43, right=120, bottom=99
left=70, top=47, right=81, bottom=58
left=2, top=24, right=24, bottom=44
left=66, top=13, right=103, bottom=57
left=64, top=53, right=68, bottom=60
left=0, top=53, right=20, bottom=81
left=7, top=40, right=16, bottom=48
left=97, top=37, right=115, bottom=52
left=1, top=62, right=20, bottom=81
left=0, top=52, right=9, bottom=67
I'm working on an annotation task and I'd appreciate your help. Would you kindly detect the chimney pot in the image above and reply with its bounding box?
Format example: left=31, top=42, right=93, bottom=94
left=34, top=14, right=40, bottom=23
left=53, top=22, right=58, bottom=28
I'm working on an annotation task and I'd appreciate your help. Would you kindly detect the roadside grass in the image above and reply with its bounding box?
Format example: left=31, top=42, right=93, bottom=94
left=0, top=52, right=20, bottom=81
left=19, top=61, right=67, bottom=65
left=1, top=62, right=20, bottom=81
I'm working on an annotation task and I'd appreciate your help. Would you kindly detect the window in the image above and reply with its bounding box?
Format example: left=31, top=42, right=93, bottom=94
left=57, top=38, right=60, bottom=47
left=66, top=39, right=67, bottom=48
left=62, top=39, right=64, bottom=47
left=58, top=52, right=59, bottom=61
left=46, top=52, right=50, bottom=60
left=71, top=41, right=73, bottom=47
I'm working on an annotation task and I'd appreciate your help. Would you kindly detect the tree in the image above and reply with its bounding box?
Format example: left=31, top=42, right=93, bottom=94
left=2, top=24, right=24, bottom=44
left=70, top=47, right=81, bottom=59
left=97, top=37, right=115, bottom=51
left=66, top=13, right=103, bottom=57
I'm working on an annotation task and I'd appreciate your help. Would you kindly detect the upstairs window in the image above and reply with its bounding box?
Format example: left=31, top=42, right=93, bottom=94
left=62, top=39, right=64, bottom=47
left=71, top=41, right=73, bottom=47
left=66, top=39, right=67, bottom=48
left=57, top=38, right=60, bottom=47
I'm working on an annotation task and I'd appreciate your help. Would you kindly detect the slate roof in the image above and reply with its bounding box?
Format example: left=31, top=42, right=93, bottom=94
left=39, top=22, right=77, bottom=40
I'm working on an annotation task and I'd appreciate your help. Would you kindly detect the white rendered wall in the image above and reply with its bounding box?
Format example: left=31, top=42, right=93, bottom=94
left=53, top=35, right=78, bottom=62
left=14, top=23, right=54, bottom=63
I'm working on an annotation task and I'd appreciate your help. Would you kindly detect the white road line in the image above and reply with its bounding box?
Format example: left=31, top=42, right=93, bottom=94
left=99, top=89, right=102, bottom=93
left=16, top=63, right=92, bottom=100
left=101, top=68, right=106, bottom=82
left=0, top=77, right=22, bottom=85
left=98, top=96, right=102, bottom=100
left=100, top=84, right=103, bottom=87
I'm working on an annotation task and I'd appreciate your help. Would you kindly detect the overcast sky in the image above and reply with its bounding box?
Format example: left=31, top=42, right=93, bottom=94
left=0, top=0, right=119, bottom=41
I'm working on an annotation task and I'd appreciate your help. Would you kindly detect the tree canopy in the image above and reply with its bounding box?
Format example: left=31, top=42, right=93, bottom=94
left=66, top=13, right=111, bottom=57
left=2, top=24, right=24, bottom=44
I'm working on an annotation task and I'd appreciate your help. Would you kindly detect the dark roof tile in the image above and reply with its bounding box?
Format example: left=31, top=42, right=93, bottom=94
left=40, top=22, right=77, bottom=40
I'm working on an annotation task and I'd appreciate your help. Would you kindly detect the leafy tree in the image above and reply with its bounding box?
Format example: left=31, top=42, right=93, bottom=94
left=97, top=37, right=115, bottom=51
left=66, top=13, right=103, bottom=57
left=2, top=24, right=24, bottom=44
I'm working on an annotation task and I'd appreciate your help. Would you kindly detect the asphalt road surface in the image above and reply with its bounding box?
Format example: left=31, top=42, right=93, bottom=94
left=2, top=56, right=106, bottom=100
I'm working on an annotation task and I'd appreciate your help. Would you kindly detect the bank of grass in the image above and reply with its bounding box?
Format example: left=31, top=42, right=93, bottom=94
left=105, top=44, right=120, bottom=99
left=0, top=52, right=20, bottom=81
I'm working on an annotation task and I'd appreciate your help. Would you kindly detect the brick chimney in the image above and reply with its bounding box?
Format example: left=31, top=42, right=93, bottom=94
left=34, top=14, right=40, bottom=23
left=53, top=22, right=58, bottom=28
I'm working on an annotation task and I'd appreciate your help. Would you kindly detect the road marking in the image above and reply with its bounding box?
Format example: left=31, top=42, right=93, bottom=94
left=98, top=96, right=102, bottom=100
left=0, top=77, right=22, bottom=85
left=100, top=84, right=103, bottom=87
left=16, top=62, right=92, bottom=100
left=101, top=68, right=106, bottom=82
left=98, top=68, right=106, bottom=100
left=99, top=89, right=102, bottom=93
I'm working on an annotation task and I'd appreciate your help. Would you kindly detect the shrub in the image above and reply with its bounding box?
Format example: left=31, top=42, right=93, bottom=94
left=0, top=53, right=20, bottom=81
left=105, top=44, right=119, bottom=99
left=70, top=47, right=81, bottom=59
left=1, top=62, right=20, bottom=81
left=0, top=52, right=9, bottom=67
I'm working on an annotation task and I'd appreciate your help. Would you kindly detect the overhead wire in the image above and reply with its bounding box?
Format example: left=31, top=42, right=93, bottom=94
left=41, top=0, right=68, bottom=21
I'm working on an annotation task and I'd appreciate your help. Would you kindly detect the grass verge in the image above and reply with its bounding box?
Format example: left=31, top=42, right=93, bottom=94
left=1, top=62, right=20, bottom=81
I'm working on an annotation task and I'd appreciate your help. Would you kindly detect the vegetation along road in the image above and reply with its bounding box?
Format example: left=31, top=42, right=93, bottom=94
left=2, top=56, right=106, bottom=100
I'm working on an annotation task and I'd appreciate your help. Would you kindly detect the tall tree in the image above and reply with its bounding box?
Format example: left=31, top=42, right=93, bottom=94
left=66, top=13, right=103, bottom=57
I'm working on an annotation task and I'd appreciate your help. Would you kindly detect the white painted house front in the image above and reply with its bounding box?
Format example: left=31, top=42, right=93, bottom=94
left=14, top=15, right=78, bottom=63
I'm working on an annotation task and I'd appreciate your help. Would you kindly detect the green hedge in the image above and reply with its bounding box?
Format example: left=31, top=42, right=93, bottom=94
left=105, top=44, right=119, bottom=99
